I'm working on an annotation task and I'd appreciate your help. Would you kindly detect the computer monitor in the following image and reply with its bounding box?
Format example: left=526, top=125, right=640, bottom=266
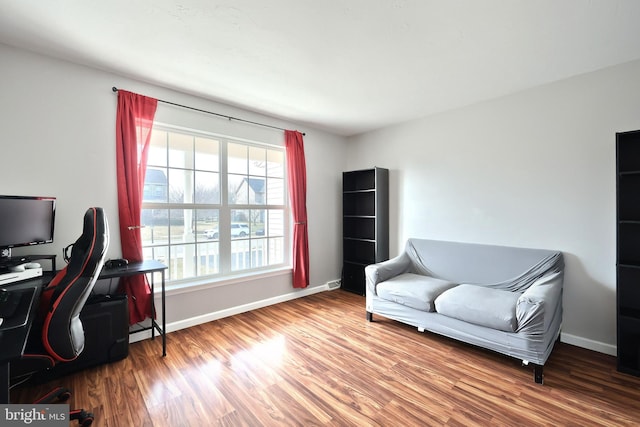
left=0, top=195, right=56, bottom=259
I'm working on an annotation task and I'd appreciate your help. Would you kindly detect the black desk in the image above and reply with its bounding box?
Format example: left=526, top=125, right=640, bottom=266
left=99, top=260, right=168, bottom=357
left=0, top=277, right=46, bottom=404
left=0, top=260, right=167, bottom=403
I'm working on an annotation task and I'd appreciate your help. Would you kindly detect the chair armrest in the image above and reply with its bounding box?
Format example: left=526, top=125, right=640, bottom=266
left=516, top=271, right=563, bottom=333
left=365, top=252, right=412, bottom=296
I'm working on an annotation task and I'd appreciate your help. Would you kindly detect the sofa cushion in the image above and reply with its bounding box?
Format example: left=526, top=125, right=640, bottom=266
left=377, top=273, right=457, bottom=312
left=434, top=284, right=521, bottom=332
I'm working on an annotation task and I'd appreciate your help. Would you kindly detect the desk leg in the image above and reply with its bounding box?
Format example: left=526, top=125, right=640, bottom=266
left=150, top=273, right=155, bottom=341
left=149, top=270, right=166, bottom=357
left=1, top=362, right=9, bottom=404
left=161, top=270, right=166, bottom=357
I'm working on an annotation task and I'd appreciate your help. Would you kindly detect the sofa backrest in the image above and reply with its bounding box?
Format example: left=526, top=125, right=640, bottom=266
left=405, top=238, right=562, bottom=288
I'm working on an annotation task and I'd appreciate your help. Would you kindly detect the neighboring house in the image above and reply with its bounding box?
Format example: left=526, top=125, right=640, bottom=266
left=234, top=177, right=266, bottom=205
left=142, top=169, right=168, bottom=226
left=143, top=168, right=168, bottom=202
left=233, top=177, right=266, bottom=226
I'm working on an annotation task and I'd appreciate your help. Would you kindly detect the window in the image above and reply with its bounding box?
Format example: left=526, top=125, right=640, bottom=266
left=141, top=125, right=288, bottom=282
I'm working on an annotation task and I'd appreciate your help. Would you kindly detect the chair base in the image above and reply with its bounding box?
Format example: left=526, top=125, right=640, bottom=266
left=70, top=409, right=95, bottom=426
left=33, top=386, right=94, bottom=426
left=33, top=386, right=71, bottom=404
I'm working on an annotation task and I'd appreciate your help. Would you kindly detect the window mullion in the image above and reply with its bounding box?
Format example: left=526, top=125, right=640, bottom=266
left=219, top=139, right=231, bottom=275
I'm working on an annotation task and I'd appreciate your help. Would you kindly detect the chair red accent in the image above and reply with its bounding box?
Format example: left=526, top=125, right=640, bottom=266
left=11, top=207, right=109, bottom=426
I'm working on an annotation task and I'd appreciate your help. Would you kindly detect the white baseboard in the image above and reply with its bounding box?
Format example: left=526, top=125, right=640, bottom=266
left=130, top=283, right=331, bottom=343
left=561, top=332, right=616, bottom=356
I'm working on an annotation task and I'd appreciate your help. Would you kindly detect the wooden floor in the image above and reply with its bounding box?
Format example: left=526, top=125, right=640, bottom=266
left=12, top=290, right=640, bottom=426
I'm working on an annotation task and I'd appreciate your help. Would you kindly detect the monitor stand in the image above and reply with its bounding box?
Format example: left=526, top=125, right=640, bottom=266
left=0, top=249, right=28, bottom=269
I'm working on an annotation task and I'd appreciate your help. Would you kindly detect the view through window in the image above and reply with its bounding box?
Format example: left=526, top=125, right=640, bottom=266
left=141, top=125, right=289, bottom=282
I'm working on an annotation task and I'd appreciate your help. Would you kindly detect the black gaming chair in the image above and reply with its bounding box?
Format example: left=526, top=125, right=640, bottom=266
left=11, top=207, right=109, bottom=426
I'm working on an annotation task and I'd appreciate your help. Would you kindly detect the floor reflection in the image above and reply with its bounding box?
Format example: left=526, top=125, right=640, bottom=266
left=231, top=334, right=286, bottom=372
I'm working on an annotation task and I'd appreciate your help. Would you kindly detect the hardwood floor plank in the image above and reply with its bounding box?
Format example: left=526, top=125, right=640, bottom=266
left=213, top=370, right=281, bottom=426
left=176, top=357, right=236, bottom=419
left=10, top=290, right=640, bottom=426
left=101, top=368, right=149, bottom=421
left=376, top=398, right=450, bottom=426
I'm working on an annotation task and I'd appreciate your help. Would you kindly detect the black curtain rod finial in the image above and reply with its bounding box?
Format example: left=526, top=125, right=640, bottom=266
left=112, top=86, right=118, bottom=92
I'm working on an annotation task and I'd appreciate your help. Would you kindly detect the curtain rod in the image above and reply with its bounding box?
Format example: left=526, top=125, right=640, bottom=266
left=112, top=87, right=305, bottom=136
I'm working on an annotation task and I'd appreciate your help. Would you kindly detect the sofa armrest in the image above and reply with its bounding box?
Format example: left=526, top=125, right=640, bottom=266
left=365, top=252, right=412, bottom=297
left=516, top=271, right=563, bottom=333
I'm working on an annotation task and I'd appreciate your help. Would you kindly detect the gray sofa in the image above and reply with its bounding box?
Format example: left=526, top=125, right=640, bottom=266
left=365, top=238, right=564, bottom=384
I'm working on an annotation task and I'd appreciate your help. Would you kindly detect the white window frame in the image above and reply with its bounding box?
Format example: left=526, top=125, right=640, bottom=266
left=142, top=122, right=290, bottom=286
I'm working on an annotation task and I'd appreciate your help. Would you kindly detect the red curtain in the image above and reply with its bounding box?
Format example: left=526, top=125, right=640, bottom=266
left=285, top=130, right=309, bottom=288
left=115, top=90, right=158, bottom=324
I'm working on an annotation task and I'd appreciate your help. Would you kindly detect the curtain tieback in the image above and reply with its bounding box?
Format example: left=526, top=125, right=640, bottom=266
left=294, top=222, right=307, bottom=225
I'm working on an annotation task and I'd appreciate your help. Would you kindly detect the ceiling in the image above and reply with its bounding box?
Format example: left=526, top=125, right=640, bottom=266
left=1, top=1, right=640, bottom=136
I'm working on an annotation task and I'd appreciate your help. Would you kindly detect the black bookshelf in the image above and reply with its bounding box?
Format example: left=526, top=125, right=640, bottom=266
left=342, top=167, right=389, bottom=295
left=617, top=130, right=640, bottom=376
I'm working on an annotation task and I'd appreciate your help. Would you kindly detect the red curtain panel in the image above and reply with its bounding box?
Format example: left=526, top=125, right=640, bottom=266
left=115, top=90, right=158, bottom=324
left=285, top=130, right=309, bottom=288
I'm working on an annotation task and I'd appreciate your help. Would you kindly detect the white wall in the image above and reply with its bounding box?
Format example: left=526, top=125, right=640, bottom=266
left=347, top=58, right=640, bottom=354
left=0, top=43, right=346, bottom=328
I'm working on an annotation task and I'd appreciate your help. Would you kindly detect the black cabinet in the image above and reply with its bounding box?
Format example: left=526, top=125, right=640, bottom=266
left=34, top=295, right=129, bottom=381
left=617, top=130, right=640, bottom=376
left=342, top=167, right=389, bottom=295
